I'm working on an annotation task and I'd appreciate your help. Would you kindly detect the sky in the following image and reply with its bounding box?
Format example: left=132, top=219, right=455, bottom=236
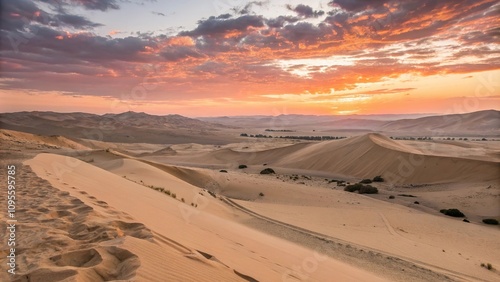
left=1, top=0, right=499, bottom=117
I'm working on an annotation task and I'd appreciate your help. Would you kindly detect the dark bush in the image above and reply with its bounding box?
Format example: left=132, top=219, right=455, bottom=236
left=399, top=194, right=417, bottom=198
left=463, top=219, right=470, bottom=223
left=389, top=195, right=395, bottom=199
left=481, top=263, right=493, bottom=270
left=344, top=183, right=378, bottom=194
left=259, top=192, right=264, bottom=197
left=414, top=201, right=420, bottom=205
left=238, top=165, right=247, bottom=169
left=440, top=209, right=465, bottom=217
left=219, top=170, right=228, bottom=173
left=359, top=185, right=378, bottom=194
left=482, top=218, right=499, bottom=225
left=260, top=168, right=276, bottom=174
left=360, top=179, right=372, bottom=184
left=373, top=175, right=384, bottom=182
left=344, top=183, right=362, bottom=192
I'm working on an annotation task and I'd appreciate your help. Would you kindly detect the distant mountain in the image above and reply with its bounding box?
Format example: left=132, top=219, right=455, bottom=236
left=317, top=119, right=387, bottom=130
left=197, top=113, right=434, bottom=127
left=380, top=110, right=500, bottom=136
left=0, top=111, right=234, bottom=144
left=198, top=110, right=500, bottom=136
left=1, top=110, right=498, bottom=144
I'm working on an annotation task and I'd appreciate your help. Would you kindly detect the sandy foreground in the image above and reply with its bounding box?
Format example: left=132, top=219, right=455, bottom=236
left=1, top=129, right=499, bottom=281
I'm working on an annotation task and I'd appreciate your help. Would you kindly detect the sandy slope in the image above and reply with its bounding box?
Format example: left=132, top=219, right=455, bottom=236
left=0, top=129, right=90, bottom=150
left=235, top=194, right=500, bottom=281
left=158, top=133, right=500, bottom=184
left=22, top=153, right=387, bottom=281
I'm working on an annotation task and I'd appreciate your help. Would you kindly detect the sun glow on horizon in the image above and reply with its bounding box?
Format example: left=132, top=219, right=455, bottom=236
left=1, top=0, right=499, bottom=116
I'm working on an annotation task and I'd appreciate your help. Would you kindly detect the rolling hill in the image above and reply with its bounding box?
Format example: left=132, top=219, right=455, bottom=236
left=0, top=111, right=235, bottom=144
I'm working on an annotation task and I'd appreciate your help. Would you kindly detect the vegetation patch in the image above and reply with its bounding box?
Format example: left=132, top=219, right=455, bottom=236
left=398, top=194, right=417, bottom=198
left=440, top=209, right=465, bottom=218
left=481, top=263, right=493, bottom=270
left=482, top=218, right=499, bottom=225
left=146, top=185, right=179, bottom=200
left=238, top=165, right=248, bottom=169
left=344, top=183, right=378, bottom=194
left=373, top=175, right=384, bottom=182
left=359, top=179, right=373, bottom=184
left=260, top=168, right=276, bottom=175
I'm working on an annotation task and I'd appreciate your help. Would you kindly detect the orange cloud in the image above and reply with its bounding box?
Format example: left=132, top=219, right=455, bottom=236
left=108, top=30, right=121, bottom=36
left=166, top=36, right=195, bottom=46
left=2, top=0, right=499, bottom=116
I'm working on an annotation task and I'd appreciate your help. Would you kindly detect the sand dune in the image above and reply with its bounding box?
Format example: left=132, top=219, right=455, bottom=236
left=2, top=112, right=499, bottom=282
left=165, top=133, right=499, bottom=184
left=20, top=153, right=388, bottom=282
left=136, top=146, right=177, bottom=157
left=0, top=129, right=90, bottom=150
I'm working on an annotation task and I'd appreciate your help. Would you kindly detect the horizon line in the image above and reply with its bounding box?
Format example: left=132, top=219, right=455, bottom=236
left=2, top=109, right=498, bottom=119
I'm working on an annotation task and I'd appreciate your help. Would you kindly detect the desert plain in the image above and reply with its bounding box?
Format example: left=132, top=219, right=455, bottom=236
left=0, top=110, right=499, bottom=282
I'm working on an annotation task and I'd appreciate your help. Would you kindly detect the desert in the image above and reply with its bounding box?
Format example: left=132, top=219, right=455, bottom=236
left=2, top=0, right=500, bottom=281
left=1, top=110, right=499, bottom=282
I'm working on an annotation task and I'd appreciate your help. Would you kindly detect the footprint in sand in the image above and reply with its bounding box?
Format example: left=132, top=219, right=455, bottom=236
left=38, top=247, right=140, bottom=281
left=95, top=200, right=108, bottom=207
left=70, top=198, right=84, bottom=205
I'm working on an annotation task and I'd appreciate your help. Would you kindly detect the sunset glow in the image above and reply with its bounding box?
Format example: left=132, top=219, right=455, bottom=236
left=1, top=0, right=499, bottom=116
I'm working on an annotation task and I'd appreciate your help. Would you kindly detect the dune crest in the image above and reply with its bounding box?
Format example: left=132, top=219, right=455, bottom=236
left=0, top=129, right=89, bottom=150
left=170, top=133, right=499, bottom=184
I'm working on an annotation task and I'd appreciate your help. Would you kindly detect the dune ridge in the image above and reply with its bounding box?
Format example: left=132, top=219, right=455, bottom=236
left=170, top=133, right=499, bottom=184
left=0, top=129, right=90, bottom=150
